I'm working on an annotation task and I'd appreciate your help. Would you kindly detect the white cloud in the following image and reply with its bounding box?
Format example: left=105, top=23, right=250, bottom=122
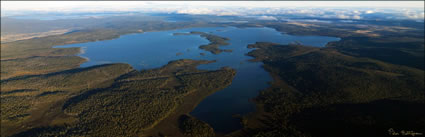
left=1, top=1, right=423, bottom=20
left=365, top=10, right=375, bottom=14
left=352, top=15, right=362, bottom=20
left=1, top=1, right=424, bottom=13
left=336, top=15, right=350, bottom=19
left=176, top=8, right=240, bottom=16
left=177, top=8, right=214, bottom=15
left=402, top=11, right=425, bottom=19
left=258, top=16, right=278, bottom=20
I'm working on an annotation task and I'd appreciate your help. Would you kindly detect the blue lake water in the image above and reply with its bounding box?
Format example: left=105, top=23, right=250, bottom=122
left=57, top=27, right=339, bottom=133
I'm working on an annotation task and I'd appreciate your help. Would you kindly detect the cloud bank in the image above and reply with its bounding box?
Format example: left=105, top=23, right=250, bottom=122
left=1, top=1, right=424, bottom=20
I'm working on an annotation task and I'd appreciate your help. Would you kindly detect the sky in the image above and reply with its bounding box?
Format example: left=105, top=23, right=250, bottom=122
left=2, top=1, right=424, bottom=12
left=1, top=1, right=424, bottom=20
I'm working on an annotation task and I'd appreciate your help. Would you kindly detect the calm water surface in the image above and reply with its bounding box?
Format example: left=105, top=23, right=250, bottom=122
left=57, top=27, right=339, bottom=133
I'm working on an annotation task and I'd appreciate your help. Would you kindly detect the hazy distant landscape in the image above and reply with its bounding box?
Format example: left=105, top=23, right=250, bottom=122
left=1, top=1, right=424, bottom=137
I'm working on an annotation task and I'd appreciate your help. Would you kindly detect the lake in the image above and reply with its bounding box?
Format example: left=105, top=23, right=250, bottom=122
left=57, top=26, right=339, bottom=133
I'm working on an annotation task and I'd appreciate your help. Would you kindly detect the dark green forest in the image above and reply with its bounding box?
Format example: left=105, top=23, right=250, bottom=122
left=232, top=41, right=424, bottom=137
